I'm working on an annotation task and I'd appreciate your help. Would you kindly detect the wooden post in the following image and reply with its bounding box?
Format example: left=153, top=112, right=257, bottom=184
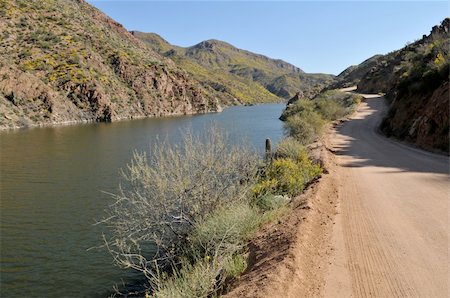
left=265, top=138, right=272, bottom=162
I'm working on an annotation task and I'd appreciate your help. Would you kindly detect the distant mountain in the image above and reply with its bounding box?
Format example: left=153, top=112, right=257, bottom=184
left=133, top=32, right=334, bottom=104
left=0, top=0, right=219, bottom=129
left=351, top=19, right=449, bottom=153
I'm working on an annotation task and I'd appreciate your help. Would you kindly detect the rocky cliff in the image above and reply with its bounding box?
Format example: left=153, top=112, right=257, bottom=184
left=380, top=79, right=449, bottom=152
left=0, top=0, right=220, bottom=129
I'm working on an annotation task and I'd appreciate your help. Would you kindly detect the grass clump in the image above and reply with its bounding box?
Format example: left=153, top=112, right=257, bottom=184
left=151, top=201, right=273, bottom=297
left=190, top=202, right=261, bottom=257
left=152, top=258, right=222, bottom=298
left=223, top=253, right=248, bottom=278
left=275, top=137, right=306, bottom=160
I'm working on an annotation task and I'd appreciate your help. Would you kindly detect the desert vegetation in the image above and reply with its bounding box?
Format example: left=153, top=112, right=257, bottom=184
left=134, top=32, right=334, bottom=105
left=0, top=0, right=219, bottom=129
left=281, top=90, right=361, bottom=145
left=100, top=126, right=323, bottom=297
left=356, top=18, right=449, bottom=153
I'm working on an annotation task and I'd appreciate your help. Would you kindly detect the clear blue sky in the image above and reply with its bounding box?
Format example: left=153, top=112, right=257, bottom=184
left=88, top=1, right=448, bottom=75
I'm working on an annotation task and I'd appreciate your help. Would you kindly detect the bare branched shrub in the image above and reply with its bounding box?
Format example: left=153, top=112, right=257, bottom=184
left=100, top=127, right=259, bottom=283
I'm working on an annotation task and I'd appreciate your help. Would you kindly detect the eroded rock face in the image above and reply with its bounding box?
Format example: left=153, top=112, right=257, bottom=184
left=0, top=0, right=219, bottom=129
left=381, top=80, right=449, bottom=153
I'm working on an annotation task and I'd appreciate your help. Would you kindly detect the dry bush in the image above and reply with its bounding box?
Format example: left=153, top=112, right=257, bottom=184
left=100, top=127, right=259, bottom=283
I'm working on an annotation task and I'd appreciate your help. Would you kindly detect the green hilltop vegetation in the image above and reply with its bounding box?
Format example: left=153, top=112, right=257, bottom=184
left=133, top=31, right=334, bottom=105
left=0, top=0, right=219, bottom=129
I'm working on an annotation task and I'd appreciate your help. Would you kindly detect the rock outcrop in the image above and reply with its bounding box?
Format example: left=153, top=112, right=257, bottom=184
left=380, top=78, right=449, bottom=153
left=359, top=18, right=449, bottom=153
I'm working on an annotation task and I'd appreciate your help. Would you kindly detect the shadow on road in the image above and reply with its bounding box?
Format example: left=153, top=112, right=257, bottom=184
left=332, top=96, right=449, bottom=176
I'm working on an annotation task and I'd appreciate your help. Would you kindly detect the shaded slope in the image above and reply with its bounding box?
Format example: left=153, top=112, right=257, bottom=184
left=330, top=54, right=383, bottom=88
left=358, top=18, right=450, bottom=153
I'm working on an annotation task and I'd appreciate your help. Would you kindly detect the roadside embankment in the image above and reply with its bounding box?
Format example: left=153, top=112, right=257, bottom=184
left=223, top=89, right=360, bottom=297
left=224, top=137, right=340, bottom=297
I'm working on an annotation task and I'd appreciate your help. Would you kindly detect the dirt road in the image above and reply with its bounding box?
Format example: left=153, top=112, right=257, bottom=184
left=325, top=94, right=449, bottom=297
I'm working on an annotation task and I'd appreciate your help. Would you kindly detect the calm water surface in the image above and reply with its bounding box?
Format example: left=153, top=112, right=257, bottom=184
left=0, top=103, right=285, bottom=297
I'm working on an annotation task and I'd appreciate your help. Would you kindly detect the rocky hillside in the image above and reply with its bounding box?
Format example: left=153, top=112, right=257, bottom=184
left=330, top=55, right=383, bottom=89
left=359, top=18, right=449, bottom=153
left=0, top=0, right=220, bottom=129
left=133, top=32, right=334, bottom=104
left=330, top=19, right=449, bottom=153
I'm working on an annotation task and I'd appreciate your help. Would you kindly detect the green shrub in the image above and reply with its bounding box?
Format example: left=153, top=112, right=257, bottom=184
left=190, top=202, right=261, bottom=257
left=316, top=97, right=347, bottom=120
left=153, top=202, right=263, bottom=297
left=314, top=90, right=361, bottom=120
left=275, top=137, right=306, bottom=160
left=251, top=178, right=278, bottom=198
left=283, top=90, right=361, bottom=144
left=280, top=98, right=315, bottom=119
left=253, top=153, right=322, bottom=198
left=284, top=111, right=325, bottom=145
left=255, top=193, right=290, bottom=212
left=102, top=128, right=259, bottom=282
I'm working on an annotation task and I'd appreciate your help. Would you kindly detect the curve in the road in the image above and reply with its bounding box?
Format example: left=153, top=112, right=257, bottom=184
left=325, top=94, right=449, bottom=298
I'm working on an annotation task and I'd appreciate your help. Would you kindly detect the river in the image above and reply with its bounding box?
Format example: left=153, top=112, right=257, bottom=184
left=0, top=103, right=285, bottom=297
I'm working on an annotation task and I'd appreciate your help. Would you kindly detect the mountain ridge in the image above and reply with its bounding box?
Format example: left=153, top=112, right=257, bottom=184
left=133, top=31, right=334, bottom=103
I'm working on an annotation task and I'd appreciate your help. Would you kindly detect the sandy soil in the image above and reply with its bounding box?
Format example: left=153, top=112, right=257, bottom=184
left=225, top=94, right=449, bottom=298
left=324, top=95, right=449, bottom=297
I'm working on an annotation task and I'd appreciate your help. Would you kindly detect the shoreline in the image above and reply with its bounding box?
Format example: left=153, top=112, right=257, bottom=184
left=223, top=102, right=361, bottom=297
left=0, top=106, right=223, bottom=132
left=0, top=101, right=289, bottom=132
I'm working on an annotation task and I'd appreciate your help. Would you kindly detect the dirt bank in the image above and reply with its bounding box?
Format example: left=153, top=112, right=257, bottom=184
left=224, top=136, right=341, bottom=297
left=225, top=93, right=449, bottom=297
